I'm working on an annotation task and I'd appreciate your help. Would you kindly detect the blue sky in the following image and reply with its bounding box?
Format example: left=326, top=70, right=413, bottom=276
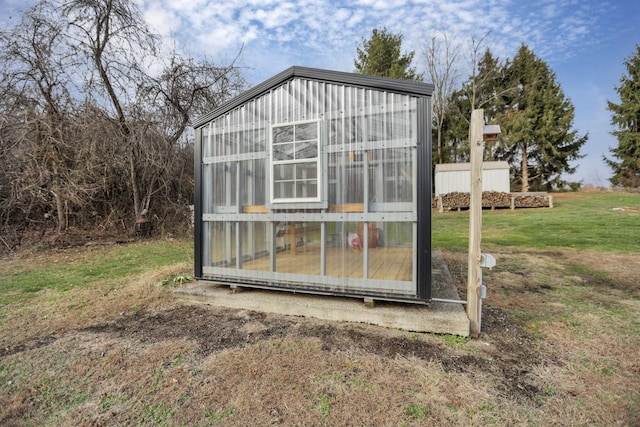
left=2, top=0, right=638, bottom=186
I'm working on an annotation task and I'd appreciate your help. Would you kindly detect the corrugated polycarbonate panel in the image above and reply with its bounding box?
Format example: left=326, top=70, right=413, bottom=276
left=199, top=77, right=425, bottom=300
left=240, top=221, right=270, bottom=271
left=239, top=159, right=267, bottom=207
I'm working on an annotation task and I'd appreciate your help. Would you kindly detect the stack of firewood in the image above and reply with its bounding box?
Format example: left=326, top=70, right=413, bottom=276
left=482, top=191, right=512, bottom=208
left=440, top=192, right=470, bottom=209
left=513, top=194, right=550, bottom=208
left=438, top=191, right=552, bottom=210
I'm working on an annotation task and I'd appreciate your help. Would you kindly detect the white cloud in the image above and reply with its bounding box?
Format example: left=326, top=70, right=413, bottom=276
left=143, top=3, right=181, bottom=38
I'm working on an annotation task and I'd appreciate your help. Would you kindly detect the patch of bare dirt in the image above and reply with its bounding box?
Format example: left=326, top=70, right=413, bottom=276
left=1, top=299, right=547, bottom=408
left=82, top=306, right=294, bottom=357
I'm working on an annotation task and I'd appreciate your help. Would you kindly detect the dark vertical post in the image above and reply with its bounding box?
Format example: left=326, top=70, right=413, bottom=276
left=416, top=96, right=432, bottom=301
left=194, top=127, right=203, bottom=279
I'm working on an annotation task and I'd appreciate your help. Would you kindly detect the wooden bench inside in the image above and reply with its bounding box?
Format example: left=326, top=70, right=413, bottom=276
left=241, top=204, right=365, bottom=254
left=242, top=204, right=365, bottom=213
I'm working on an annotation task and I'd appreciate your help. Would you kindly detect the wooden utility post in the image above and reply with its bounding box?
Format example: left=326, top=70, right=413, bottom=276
left=467, top=109, right=484, bottom=337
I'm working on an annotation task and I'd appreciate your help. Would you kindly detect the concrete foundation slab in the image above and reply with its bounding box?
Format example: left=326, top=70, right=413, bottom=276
left=175, top=251, right=470, bottom=336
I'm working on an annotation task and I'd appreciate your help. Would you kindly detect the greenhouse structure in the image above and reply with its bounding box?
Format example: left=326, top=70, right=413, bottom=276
left=192, top=66, right=435, bottom=303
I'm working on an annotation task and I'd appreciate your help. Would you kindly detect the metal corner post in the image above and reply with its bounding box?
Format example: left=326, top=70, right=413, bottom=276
left=193, top=127, right=203, bottom=279
left=416, top=96, right=432, bottom=301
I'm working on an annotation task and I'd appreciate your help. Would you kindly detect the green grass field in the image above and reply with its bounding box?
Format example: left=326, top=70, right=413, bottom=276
left=0, top=240, right=193, bottom=305
left=433, top=191, right=640, bottom=253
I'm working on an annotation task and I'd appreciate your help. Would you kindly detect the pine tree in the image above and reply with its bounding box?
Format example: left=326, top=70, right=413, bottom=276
left=354, top=27, right=421, bottom=81
left=497, top=44, right=587, bottom=191
left=605, top=44, right=640, bottom=189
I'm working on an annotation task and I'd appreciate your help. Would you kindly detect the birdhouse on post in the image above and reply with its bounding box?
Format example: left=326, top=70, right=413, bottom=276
left=482, top=124, right=501, bottom=142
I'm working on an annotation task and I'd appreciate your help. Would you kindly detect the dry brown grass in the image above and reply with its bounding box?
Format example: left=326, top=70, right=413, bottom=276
left=1, top=246, right=639, bottom=426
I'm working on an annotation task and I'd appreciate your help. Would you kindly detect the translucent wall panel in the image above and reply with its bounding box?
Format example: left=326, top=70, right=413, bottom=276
left=271, top=79, right=324, bottom=123
left=202, top=163, right=237, bottom=211
left=368, top=222, right=413, bottom=282
left=325, top=221, right=363, bottom=280
left=203, top=222, right=236, bottom=268
left=369, top=148, right=413, bottom=204
left=204, top=116, right=238, bottom=157
left=240, top=159, right=266, bottom=207
left=328, top=152, right=364, bottom=205
left=240, top=222, right=270, bottom=271
left=274, top=221, right=321, bottom=275
left=382, top=222, right=414, bottom=247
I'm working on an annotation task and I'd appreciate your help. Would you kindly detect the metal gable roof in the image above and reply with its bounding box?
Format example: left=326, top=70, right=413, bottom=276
left=192, top=66, right=435, bottom=128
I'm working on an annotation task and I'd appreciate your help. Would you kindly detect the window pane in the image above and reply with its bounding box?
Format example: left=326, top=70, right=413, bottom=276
left=296, top=163, right=317, bottom=179
left=271, top=120, right=321, bottom=202
left=274, top=164, right=294, bottom=181
left=296, top=180, right=317, bottom=198
left=273, top=125, right=294, bottom=143
left=295, top=122, right=317, bottom=140
left=273, top=143, right=294, bottom=161
left=274, top=181, right=294, bottom=199
left=295, top=141, right=317, bottom=159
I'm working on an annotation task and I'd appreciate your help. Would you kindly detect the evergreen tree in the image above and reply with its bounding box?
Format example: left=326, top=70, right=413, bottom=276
left=354, top=27, right=421, bottom=81
left=605, top=44, right=640, bottom=189
left=497, top=44, right=587, bottom=191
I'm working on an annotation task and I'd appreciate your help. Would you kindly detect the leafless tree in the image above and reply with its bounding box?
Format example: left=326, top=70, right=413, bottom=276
left=145, top=49, right=247, bottom=146
left=0, top=0, right=246, bottom=247
left=63, top=0, right=160, bottom=219
left=135, top=51, right=246, bottom=224
left=424, top=32, right=460, bottom=165
left=0, top=1, right=78, bottom=233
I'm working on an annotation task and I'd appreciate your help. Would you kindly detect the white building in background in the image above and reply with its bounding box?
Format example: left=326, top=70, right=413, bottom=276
left=434, top=161, right=510, bottom=196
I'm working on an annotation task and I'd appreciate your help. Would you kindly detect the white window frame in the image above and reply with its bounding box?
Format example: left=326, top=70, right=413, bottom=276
left=270, top=120, right=322, bottom=204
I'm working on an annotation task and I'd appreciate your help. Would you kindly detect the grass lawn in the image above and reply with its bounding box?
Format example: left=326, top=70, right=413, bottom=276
left=0, top=190, right=639, bottom=426
left=0, top=240, right=193, bottom=305
left=433, top=191, right=640, bottom=252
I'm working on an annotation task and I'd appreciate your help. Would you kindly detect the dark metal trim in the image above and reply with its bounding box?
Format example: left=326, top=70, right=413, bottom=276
left=416, top=96, right=432, bottom=300
left=193, top=127, right=203, bottom=279
left=192, top=66, right=435, bottom=128
left=200, top=275, right=430, bottom=305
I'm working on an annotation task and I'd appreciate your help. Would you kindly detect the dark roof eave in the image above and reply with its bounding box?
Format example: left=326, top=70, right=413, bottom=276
left=192, top=66, right=434, bottom=128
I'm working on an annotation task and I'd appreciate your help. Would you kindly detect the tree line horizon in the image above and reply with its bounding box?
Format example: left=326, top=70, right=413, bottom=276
left=0, top=3, right=637, bottom=247
left=354, top=27, right=638, bottom=193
